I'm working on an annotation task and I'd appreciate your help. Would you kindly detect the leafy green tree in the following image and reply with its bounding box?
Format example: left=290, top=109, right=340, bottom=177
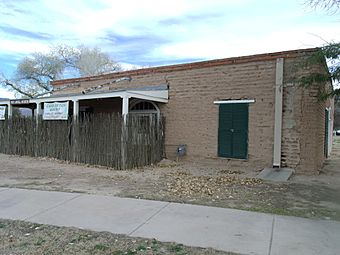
left=299, top=42, right=339, bottom=100
left=301, top=1, right=340, bottom=100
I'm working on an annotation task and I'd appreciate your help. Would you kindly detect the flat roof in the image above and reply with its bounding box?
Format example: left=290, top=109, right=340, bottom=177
left=0, top=85, right=169, bottom=105
left=52, top=47, right=319, bottom=86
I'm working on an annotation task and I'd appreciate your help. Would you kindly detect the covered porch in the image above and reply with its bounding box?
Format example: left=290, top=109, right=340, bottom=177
left=0, top=86, right=168, bottom=169
left=0, top=85, right=168, bottom=121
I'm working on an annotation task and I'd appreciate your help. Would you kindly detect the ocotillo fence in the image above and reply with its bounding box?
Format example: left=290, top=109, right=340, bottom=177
left=0, top=113, right=165, bottom=169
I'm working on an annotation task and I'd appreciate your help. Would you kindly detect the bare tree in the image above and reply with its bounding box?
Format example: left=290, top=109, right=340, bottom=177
left=306, top=0, right=340, bottom=12
left=53, top=45, right=121, bottom=77
left=0, top=45, right=121, bottom=98
left=78, top=46, right=121, bottom=76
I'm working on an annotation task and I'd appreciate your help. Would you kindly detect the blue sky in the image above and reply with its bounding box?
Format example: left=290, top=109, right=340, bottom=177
left=0, top=0, right=339, bottom=98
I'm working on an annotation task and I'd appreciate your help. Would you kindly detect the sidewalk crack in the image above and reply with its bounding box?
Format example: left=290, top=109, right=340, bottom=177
left=0, top=187, right=9, bottom=193
left=24, top=193, right=83, bottom=221
left=268, top=216, right=276, bottom=255
left=128, top=202, right=170, bottom=236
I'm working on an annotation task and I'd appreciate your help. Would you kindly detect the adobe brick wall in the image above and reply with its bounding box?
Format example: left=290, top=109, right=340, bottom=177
left=51, top=48, right=330, bottom=174
left=161, top=61, right=278, bottom=171
left=53, top=60, right=277, bottom=171
left=282, top=57, right=332, bottom=174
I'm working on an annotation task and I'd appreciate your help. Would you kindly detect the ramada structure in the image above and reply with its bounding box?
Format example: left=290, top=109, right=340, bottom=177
left=0, top=48, right=334, bottom=174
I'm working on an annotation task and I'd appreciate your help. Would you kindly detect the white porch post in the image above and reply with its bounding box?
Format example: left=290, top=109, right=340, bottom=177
left=7, top=103, right=12, bottom=118
left=122, top=95, right=129, bottom=123
left=121, top=95, right=130, bottom=169
left=73, top=99, right=79, bottom=121
left=36, top=102, right=42, bottom=123
left=273, top=58, right=284, bottom=167
left=72, top=100, right=79, bottom=162
left=35, top=102, right=42, bottom=157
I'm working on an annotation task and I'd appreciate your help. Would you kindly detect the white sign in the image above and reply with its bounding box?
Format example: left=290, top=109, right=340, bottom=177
left=43, top=102, right=69, bottom=120
left=0, top=106, right=6, bottom=120
left=10, top=99, right=30, bottom=105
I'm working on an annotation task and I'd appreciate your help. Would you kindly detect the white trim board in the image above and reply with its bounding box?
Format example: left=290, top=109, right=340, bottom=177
left=214, top=99, right=255, bottom=104
left=0, top=90, right=168, bottom=106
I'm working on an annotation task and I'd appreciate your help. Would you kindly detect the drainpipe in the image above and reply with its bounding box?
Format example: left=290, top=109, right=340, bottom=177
left=273, top=58, right=284, bottom=168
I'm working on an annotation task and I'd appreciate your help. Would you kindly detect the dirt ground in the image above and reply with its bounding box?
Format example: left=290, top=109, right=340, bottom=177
left=0, top=219, right=235, bottom=255
left=0, top=138, right=340, bottom=221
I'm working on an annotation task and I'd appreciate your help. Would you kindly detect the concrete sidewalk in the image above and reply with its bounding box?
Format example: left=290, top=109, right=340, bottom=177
left=0, top=187, right=339, bottom=255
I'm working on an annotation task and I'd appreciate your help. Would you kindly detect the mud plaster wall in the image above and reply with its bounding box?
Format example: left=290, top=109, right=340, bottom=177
left=53, top=61, right=277, bottom=171
left=282, top=58, right=332, bottom=174
left=52, top=51, right=329, bottom=174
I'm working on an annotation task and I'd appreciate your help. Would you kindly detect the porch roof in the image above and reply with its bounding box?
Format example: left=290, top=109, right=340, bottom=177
left=0, top=85, right=169, bottom=106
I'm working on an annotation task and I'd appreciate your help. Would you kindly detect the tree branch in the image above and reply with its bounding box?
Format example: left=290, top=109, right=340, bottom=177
left=306, top=0, right=340, bottom=13
left=1, top=79, right=35, bottom=98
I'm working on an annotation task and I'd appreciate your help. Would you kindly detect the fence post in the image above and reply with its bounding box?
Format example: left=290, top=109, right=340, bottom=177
left=121, top=115, right=127, bottom=170
left=121, top=96, right=129, bottom=169
left=6, top=105, right=11, bottom=154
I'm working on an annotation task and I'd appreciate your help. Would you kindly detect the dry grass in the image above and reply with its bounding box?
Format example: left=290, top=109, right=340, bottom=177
left=0, top=219, right=237, bottom=255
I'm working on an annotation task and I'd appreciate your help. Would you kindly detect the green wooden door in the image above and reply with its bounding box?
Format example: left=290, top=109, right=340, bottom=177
left=218, top=104, right=233, bottom=157
left=218, top=103, right=248, bottom=159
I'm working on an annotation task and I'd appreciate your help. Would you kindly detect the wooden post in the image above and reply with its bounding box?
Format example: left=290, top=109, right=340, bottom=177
left=35, top=102, right=42, bottom=157
left=36, top=102, right=42, bottom=124
left=73, top=99, right=79, bottom=122
left=121, top=95, right=129, bottom=169
left=122, top=95, right=129, bottom=123
left=72, top=100, right=79, bottom=162
left=6, top=103, right=12, bottom=154
left=7, top=103, right=12, bottom=119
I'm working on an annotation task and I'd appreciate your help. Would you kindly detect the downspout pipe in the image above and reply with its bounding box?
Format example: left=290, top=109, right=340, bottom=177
left=273, top=58, right=284, bottom=167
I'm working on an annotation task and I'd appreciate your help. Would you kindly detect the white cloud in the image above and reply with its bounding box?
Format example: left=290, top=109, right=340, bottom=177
left=0, top=88, right=15, bottom=99
left=156, top=25, right=340, bottom=60
left=0, top=39, right=50, bottom=55
left=0, top=0, right=339, bottom=74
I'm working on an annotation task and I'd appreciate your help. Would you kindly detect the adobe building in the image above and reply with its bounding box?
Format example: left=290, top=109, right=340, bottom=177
left=0, top=48, right=334, bottom=174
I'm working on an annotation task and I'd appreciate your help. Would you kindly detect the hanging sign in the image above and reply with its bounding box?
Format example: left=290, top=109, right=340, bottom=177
left=43, top=102, right=69, bottom=120
left=0, top=106, right=6, bottom=120
left=10, top=99, right=30, bottom=104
